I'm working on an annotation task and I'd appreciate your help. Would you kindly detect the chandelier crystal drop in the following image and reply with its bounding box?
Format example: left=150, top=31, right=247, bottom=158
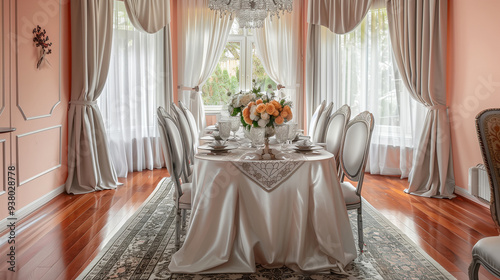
left=209, top=0, right=293, bottom=29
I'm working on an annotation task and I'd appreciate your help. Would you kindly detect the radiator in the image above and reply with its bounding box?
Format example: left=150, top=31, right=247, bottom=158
left=469, top=164, right=491, bottom=202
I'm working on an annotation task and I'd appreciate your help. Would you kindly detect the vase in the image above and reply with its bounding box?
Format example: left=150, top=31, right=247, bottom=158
left=265, top=126, right=275, bottom=138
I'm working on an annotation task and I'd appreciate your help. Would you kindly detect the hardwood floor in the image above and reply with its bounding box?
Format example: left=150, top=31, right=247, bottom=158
left=0, top=169, right=496, bottom=279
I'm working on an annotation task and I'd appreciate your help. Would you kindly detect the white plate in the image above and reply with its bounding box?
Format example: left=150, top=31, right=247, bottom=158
left=198, top=144, right=238, bottom=152
left=293, top=145, right=322, bottom=151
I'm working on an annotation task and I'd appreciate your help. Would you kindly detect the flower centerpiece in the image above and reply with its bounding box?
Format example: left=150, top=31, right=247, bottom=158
left=241, top=97, right=293, bottom=133
left=228, top=80, right=293, bottom=141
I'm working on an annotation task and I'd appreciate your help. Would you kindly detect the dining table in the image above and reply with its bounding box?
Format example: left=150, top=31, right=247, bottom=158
left=168, top=141, right=357, bottom=274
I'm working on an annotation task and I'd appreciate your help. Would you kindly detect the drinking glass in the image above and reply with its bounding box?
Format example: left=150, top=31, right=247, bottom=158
left=284, top=122, right=297, bottom=151
left=218, top=120, right=232, bottom=144
left=250, top=126, right=265, bottom=149
left=275, top=124, right=289, bottom=150
left=230, top=116, right=240, bottom=140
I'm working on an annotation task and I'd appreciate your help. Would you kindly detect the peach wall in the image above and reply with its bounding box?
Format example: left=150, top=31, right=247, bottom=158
left=0, top=0, right=70, bottom=220
left=448, top=0, right=500, bottom=192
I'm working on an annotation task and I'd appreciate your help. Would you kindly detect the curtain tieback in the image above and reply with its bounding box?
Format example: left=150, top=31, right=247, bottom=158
left=69, top=100, right=97, bottom=106
left=428, top=104, right=447, bottom=111
left=177, top=85, right=200, bottom=100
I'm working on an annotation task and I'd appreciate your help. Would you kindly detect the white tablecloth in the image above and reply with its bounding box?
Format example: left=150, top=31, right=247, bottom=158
left=169, top=147, right=356, bottom=274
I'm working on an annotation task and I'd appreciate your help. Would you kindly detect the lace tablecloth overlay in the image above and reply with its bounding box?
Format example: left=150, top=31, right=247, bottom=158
left=231, top=152, right=305, bottom=192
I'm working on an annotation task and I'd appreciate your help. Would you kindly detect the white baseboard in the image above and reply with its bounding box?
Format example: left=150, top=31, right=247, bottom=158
left=0, top=184, right=65, bottom=244
left=455, top=185, right=489, bottom=208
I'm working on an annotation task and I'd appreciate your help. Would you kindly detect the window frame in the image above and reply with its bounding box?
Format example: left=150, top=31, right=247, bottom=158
left=203, top=28, right=257, bottom=111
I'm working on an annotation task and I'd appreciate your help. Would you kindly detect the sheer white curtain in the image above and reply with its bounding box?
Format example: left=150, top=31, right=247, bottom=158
left=254, top=0, right=304, bottom=129
left=98, top=2, right=166, bottom=177
left=314, top=8, right=425, bottom=177
left=177, top=0, right=233, bottom=133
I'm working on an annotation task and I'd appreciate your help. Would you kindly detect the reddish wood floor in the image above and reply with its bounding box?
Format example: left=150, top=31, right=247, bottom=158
left=0, top=169, right=496, bottom=280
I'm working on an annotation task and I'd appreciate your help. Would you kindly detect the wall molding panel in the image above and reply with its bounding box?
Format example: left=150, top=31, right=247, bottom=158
left=16, top=125, right=62, bottom=186
left=15, top=0, right=61, bottom=120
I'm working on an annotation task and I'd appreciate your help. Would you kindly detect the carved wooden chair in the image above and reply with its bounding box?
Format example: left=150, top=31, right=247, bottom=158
left=338, top=111, right=374, bottom=252
left=325, top=104, right=351, bottom=176
left=157, top=107, right=192, bottom=250
left=470, top=108, right=500, bottom=279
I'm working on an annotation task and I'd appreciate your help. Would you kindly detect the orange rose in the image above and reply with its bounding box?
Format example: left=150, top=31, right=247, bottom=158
left=281, top=111, right=288, bottom=118
left=265, top=103, right=275, bottom=115
left=242, top=107, right=250, bottom=118
left=275, top=116, right=284, bottom=125
left=286, top=112, right=293, bottom=121
left=272, top=100, right=282, bottom=110
left=256, top=99, right=263, bottom=105
left=256, top=104, right=266, bottom=114
left=283, top=105, right=291, bottom=114
left=244, top=115, right=253, bottom=125
left=248, top=102, right=255, bottom=108
left=272, top=110, right=279, bottom=117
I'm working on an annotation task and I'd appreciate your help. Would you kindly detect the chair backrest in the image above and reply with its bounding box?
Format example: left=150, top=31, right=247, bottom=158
left=179, top=101, right=199, bottom=147
left=313, top=102, right=333, bottom=143
left=339, top=111, right=374, bottom=194
left=157, top=107, right=184, bottom=196
left=325, top=104, right=351, bottom=162
left=309, top=100, right=326, bottom=139
left=171, top=103, right=194, bottom=165
left=476, top=108, right=500, bottom=230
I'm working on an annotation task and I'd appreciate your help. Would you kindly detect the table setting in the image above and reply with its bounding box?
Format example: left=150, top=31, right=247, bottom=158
left=168, top=89, right=356, bottom=274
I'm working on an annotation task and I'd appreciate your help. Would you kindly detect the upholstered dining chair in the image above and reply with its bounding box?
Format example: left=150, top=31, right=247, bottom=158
left=325, top=104, right=351, bottom=176
left=309, top=100, right=326, bottom=140
left=312, top=102, right=334, bottom=143
left=157, top=107, right=192, bottom=250
left=469, top=109, right=500, bottom=279
left=170, top=103, right=194, bottom=181
left=338, top=111, right=374, bottom=252
left=178, top=101, right=199, bottom=151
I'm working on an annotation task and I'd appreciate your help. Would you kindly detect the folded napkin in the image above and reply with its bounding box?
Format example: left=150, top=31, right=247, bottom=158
left=295, top=139, right=314, bottom=147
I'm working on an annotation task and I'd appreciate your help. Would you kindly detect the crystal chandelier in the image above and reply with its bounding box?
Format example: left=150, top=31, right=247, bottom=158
left=209, top=0, right=293, bottom=29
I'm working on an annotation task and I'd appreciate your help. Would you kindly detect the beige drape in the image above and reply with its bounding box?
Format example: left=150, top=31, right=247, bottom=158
left=124, top=0, right=170, bottom=34
left=66, top=0, right=120, bottom=194
left=387, top=0, right=455, bottom=198
left=308, top=0, right=372, bottom=34
left=177, top=0, right=233, bottom=133
left=254, top=0, right=304, bottom=129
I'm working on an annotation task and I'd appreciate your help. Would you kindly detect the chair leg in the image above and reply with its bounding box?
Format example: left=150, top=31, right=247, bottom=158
left=357, top=207, right=364, bottom=252
left=175, top=208, right=181, bottom=251
left=468, top=258, right=480, bottom=280
left=181, top=209, right=187, bottom=231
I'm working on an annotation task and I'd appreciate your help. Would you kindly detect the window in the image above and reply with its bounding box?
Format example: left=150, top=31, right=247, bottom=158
left=319, top=8, right=423, bottom=143
left=97, top=1, right=167, bottom=176
left=202, top=20, right=275, bottom=111
left=316, top=7, right=426, bottom=176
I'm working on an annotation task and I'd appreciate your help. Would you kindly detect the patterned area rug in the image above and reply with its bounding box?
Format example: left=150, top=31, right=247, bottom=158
left=77, top=178, right=455, bottom=280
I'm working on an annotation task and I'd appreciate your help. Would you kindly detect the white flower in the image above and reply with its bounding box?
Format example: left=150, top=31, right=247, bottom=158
left=258, top=119, right=268, bottom=128
left=250, top=105, right=257, bottom=115
left=239, top=94, right=252, bottom=107
left=232, top=97, right=239, bottom=107
left=261, top=112, right=270, bottom=120
left=250, top=113, right=257, bottom=121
